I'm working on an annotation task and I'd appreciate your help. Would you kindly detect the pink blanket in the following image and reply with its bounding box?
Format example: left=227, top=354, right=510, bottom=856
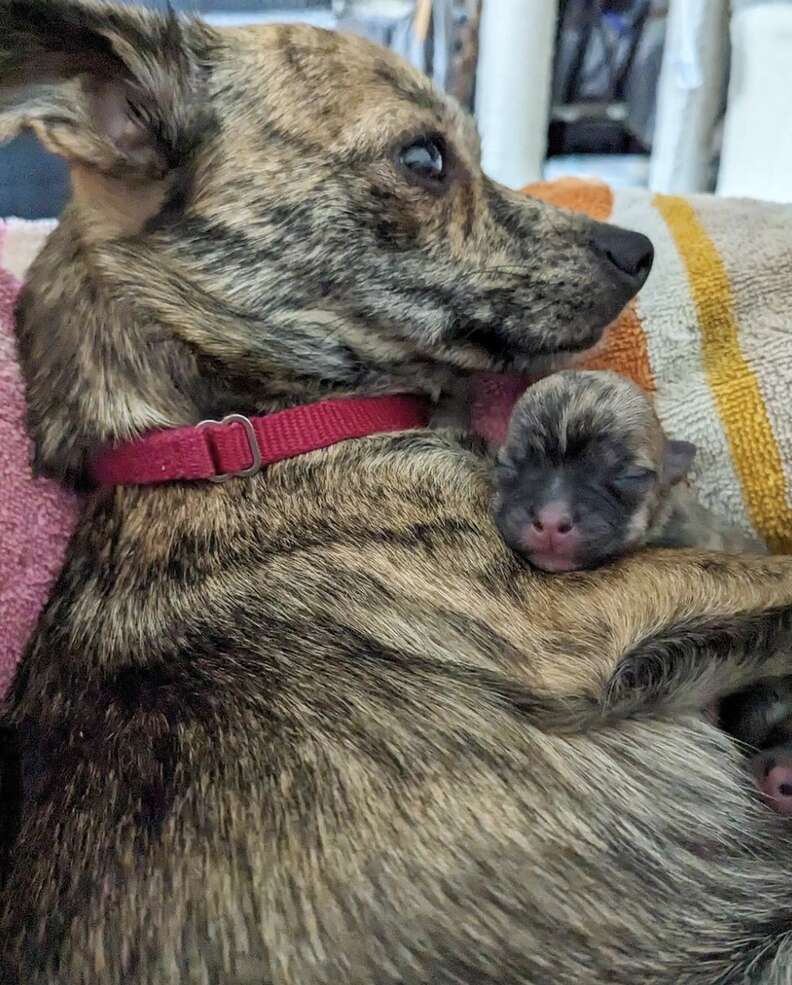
left=0, top=223, right=78, bottom=700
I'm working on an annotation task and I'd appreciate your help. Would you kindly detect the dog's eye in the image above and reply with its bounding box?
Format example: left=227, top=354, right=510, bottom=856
left=399, top=137, right=445, bottom=183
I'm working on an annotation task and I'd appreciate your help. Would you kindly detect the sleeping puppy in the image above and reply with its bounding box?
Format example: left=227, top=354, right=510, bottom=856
left=494, top=370, right=764, bottom=572
left=720, top=677, right=792, bottom=816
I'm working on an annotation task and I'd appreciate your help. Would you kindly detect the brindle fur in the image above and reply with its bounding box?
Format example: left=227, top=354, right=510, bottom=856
left=2, top=3, right=792, bottom=983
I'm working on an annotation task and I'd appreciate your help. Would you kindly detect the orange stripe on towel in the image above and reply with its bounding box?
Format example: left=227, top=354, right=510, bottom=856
left=654, top=193, right=792, bottom=551
left=523, top=178, right=655, bottom=392
left=579, top=307, right=655, bottom=392
left=523, top=177, right=614, bottom=221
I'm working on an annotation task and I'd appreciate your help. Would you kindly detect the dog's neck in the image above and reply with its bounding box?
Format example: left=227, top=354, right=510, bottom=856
left=16, top=217, right=462, bottom=487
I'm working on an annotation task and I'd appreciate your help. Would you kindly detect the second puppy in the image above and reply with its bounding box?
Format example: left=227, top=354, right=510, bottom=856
left=494, top=370, right=763, bottom=572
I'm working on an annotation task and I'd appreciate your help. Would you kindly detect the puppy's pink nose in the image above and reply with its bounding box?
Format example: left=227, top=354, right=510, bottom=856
left=520, top=504, right=577, bottom=555
left=759, top=764, right=792, bottom=815
left=533, top=505, right=575, bottom=543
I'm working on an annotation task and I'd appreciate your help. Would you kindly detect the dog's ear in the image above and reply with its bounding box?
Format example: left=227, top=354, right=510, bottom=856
left=663, top=438, right=697, bottom=485
left=0, top=0, right=211, bottom=184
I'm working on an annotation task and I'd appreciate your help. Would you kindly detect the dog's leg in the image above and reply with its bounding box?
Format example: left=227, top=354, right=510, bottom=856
left=497, top=551, right=792, bottom=699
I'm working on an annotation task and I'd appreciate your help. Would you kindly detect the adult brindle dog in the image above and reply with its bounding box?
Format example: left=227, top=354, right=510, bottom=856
left=2, top=3, right=792, bottom=983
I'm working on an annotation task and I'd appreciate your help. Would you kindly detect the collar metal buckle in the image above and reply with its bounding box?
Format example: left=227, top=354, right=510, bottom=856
left=196, top=413, right=262, bottom=483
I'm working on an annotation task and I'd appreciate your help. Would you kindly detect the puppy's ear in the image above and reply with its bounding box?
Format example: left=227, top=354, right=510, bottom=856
left=663, top=439, right=697, bottom=485
left=0, top=0, right=212, bottom=184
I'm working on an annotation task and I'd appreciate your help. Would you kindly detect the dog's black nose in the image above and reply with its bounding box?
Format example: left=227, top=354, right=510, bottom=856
left=590, top=225, right=654, bottom=289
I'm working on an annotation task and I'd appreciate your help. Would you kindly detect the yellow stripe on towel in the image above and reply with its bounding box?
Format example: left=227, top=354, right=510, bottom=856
left=654, top=194, right=792, bottom=551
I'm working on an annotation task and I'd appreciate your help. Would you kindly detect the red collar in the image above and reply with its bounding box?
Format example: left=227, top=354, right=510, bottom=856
left=90, top=394, right=430, bottom=486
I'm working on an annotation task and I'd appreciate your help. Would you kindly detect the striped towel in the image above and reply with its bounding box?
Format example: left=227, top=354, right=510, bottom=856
left=472, top=178, right=792, bottom=554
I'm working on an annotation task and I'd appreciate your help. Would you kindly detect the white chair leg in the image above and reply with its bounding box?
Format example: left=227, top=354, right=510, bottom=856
left=475, top=0, right=558, bottom=189
left=717, top=3, right=792, bottom=202
left=649, top=0, right=729, bottom=194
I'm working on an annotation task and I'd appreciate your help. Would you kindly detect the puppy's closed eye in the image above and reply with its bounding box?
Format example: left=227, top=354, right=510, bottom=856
left=494, top=460, right=519, bottom=488
left=611, top=466, right=656, bottom=490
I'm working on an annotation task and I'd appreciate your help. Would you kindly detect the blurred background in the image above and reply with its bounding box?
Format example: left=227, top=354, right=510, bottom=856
left=2, top=0, right=791, bottom=218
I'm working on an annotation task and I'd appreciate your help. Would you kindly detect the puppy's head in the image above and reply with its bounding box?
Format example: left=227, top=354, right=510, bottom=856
left=719, top=679, right=792, bottom=816
left=494, top=371, right=696, bottom=572
left=0, top=1, right=653, bottom=481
